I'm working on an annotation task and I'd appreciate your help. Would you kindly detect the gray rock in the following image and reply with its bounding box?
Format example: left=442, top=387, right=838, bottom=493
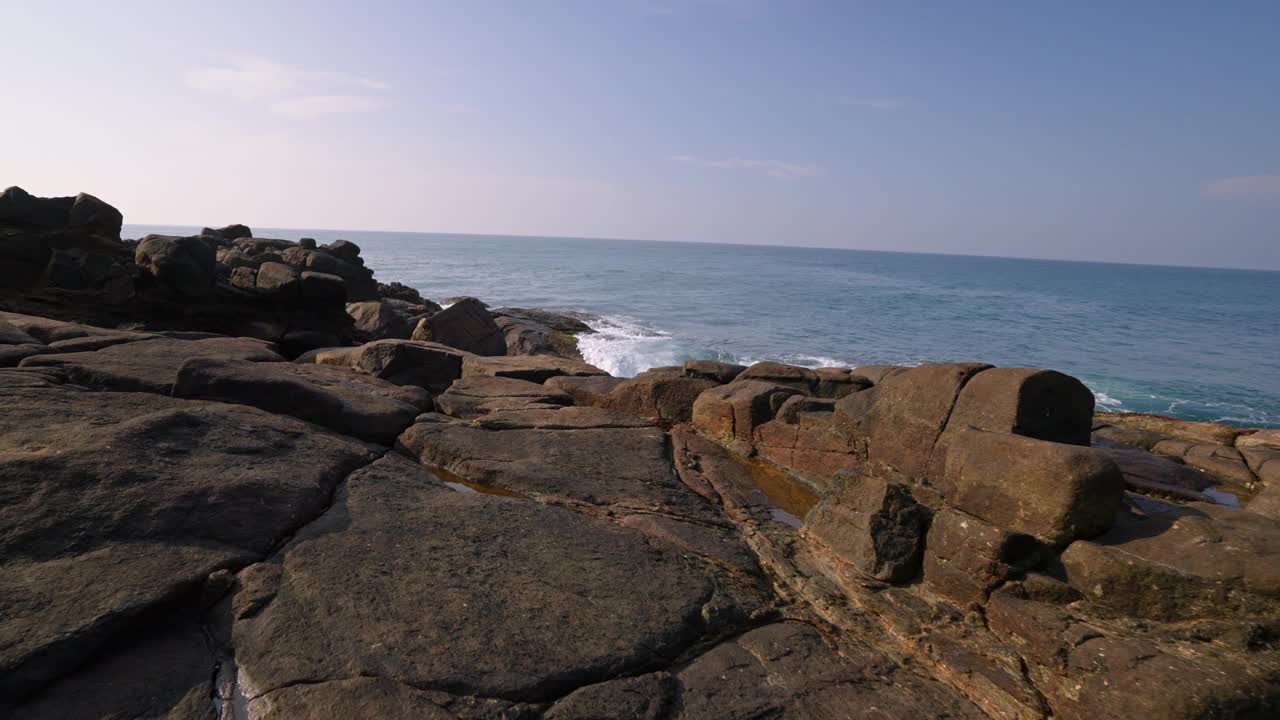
left=173, top=358, right=431, bottom=444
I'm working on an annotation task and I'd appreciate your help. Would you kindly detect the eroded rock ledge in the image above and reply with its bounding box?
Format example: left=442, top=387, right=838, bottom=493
left=1, top=187, right=1277, bottom=719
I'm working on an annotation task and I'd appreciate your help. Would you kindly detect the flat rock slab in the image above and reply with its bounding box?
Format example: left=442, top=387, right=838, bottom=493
left=397, top=409, right=704, bottom=515
left=232, top=455, right=716, bottom=706
left=1062, top=496, right=1280, bottom=620
left=0, top=382, right=377, bottom=699
left=174, top=358, right=431, bottom=444
left=666, top=623, right=985, bottom=720
left=20, top=336, right=284, bottom=393
left=461, top=355, right=608, bottom=383
left=433, top=375, right=571, bottom=419
left=7, top=610, right=215, bottom=720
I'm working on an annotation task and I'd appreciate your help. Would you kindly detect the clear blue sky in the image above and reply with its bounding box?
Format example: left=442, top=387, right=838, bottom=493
left=3, top=1, right=1278, bottom=268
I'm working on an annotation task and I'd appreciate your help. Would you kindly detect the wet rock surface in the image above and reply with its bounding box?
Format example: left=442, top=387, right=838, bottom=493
left=3, top=188, right=1278, bottom=720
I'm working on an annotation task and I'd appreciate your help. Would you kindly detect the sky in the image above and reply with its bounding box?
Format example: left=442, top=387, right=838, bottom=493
left=2, top=1, right=1278, bottom=269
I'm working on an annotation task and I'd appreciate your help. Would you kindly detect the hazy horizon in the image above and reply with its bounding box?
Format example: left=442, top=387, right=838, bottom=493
left=7, top=1, right=1279, bottom=269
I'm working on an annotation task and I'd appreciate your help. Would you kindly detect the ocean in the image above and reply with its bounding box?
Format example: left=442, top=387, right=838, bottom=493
left=126, top=226, right=1280, bottom=428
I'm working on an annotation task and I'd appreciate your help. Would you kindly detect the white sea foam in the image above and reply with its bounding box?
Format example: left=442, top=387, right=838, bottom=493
left=578, top=314, right=858, bottom=377
left=1093, top=391, right=1124, bottom=408
left=577, top=314, right=682, bottom=378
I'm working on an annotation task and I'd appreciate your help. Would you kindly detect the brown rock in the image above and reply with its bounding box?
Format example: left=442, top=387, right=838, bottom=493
left=1182, top=443, right=1257, bottom=486
left=683, top=359, right=746, bottom=384
left=813, top=367, right=872, bottom=399
left=299, top=270, right=346, bottom=304
left=1061, top=497, right=1280, bottom=620
left=544, top=375, right=627, bottom=406
left=802, top=471, right=931, bottom=583
left=923, top=508, right=1041, bottom=606
left=737, top=361, right=817, bottom=393
left=851, top=364, right=908, bottom=385
left=346, top=300, right=413, bottom=340
left=254, top=261, right=299, bottom=301
left=838, top=362, right=991, bottom=478
left=433, top=376, right=571, bottom=419
left=946, top=367, right=1095, bottom=445
left=461, top=354, right=607, bottom=383
left=1094, top=411, right=1248, bottom=446
left=313, top=339, right=468, bottom=391
left=691, top=380, right=800, bottom=455
left=412, top=297, right=506, bottom=355
left=943, top=428, right=1125, bottom=545
left=605, top=375, right=719, bottom=423
left=398, top=408, right=706, bottom=516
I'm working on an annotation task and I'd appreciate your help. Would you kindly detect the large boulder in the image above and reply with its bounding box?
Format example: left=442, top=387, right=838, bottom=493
left=942, top=428, right=1125, bottom=546
left=19, top=336, right=284, bottom=394
left=173, top=358, right=431, bottom=444
left=311, top=339, right=468, bottom=391
left=253, top=261, right=300, bottom=301
left=346, top=300, right=414, bottom=340
left=802, top=472, right=931, bottom=583
left=0, top=187, right=122, bottom=238
left=946, top=367, right=1095, bottom=445
left=134, top=234, right=217, bottom=297
left=605, top=375, right=719, bottom=424
left=411, top=297, right=506, bottom=355
left=691, top=380, right=801, bottom=455
left=835, top=363, right=991, bottom=478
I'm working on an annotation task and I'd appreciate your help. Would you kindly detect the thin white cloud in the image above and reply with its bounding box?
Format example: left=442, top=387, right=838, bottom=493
left=270, top=95, right=383, bottom=118
left=840, top=97, right=903, bottom=110
left=185, top=56, right=389, bottom=117
left=1201, top=175, right=1280, bottom=198
left=185, top=58, right=297, bottom=101
left=672, top=154, right=820, bottom=180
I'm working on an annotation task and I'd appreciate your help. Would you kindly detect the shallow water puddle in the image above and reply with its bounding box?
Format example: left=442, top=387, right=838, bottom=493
left=1203, top=488, right=1241, bottom=508
left=740, top=459, right=820, bottom=526
left=427, top=465, right=526, bottom=498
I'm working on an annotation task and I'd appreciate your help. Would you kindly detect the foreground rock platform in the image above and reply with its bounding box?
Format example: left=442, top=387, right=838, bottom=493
left=2, top=189, right=1277, bottom=719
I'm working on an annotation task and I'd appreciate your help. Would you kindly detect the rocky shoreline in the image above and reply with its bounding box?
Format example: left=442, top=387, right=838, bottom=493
left=1, top=187, right=1277, bottom=719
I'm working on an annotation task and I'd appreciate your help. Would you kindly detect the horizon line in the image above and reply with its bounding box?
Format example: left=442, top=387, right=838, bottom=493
left=122, top=221, right=1280, bottom=275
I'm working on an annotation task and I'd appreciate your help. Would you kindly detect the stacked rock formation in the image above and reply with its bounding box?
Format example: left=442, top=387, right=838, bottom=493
left=1, top=188, right=1277, bottom=720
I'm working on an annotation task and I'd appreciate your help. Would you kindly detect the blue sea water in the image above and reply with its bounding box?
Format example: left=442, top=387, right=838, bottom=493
left=127, top=226, right=1280, bottom=428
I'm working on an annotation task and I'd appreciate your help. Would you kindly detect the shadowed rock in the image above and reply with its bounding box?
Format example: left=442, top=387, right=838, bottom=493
left=803, top=471, right=931, bottom=583
left=946, top=367, right=1095, bottom=445
left=19, top=336, right=284, bottom=393
left=412, top=297, right=506, bottom=355
left=0, top=383, right=377, bottom=701
left=173, top=358, right=431, bottom=444
left=230, top=455, right=718, bottom=704
left=545, top=374, right=627, bottom=406
left=313, top=339, right=468, bottom=391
